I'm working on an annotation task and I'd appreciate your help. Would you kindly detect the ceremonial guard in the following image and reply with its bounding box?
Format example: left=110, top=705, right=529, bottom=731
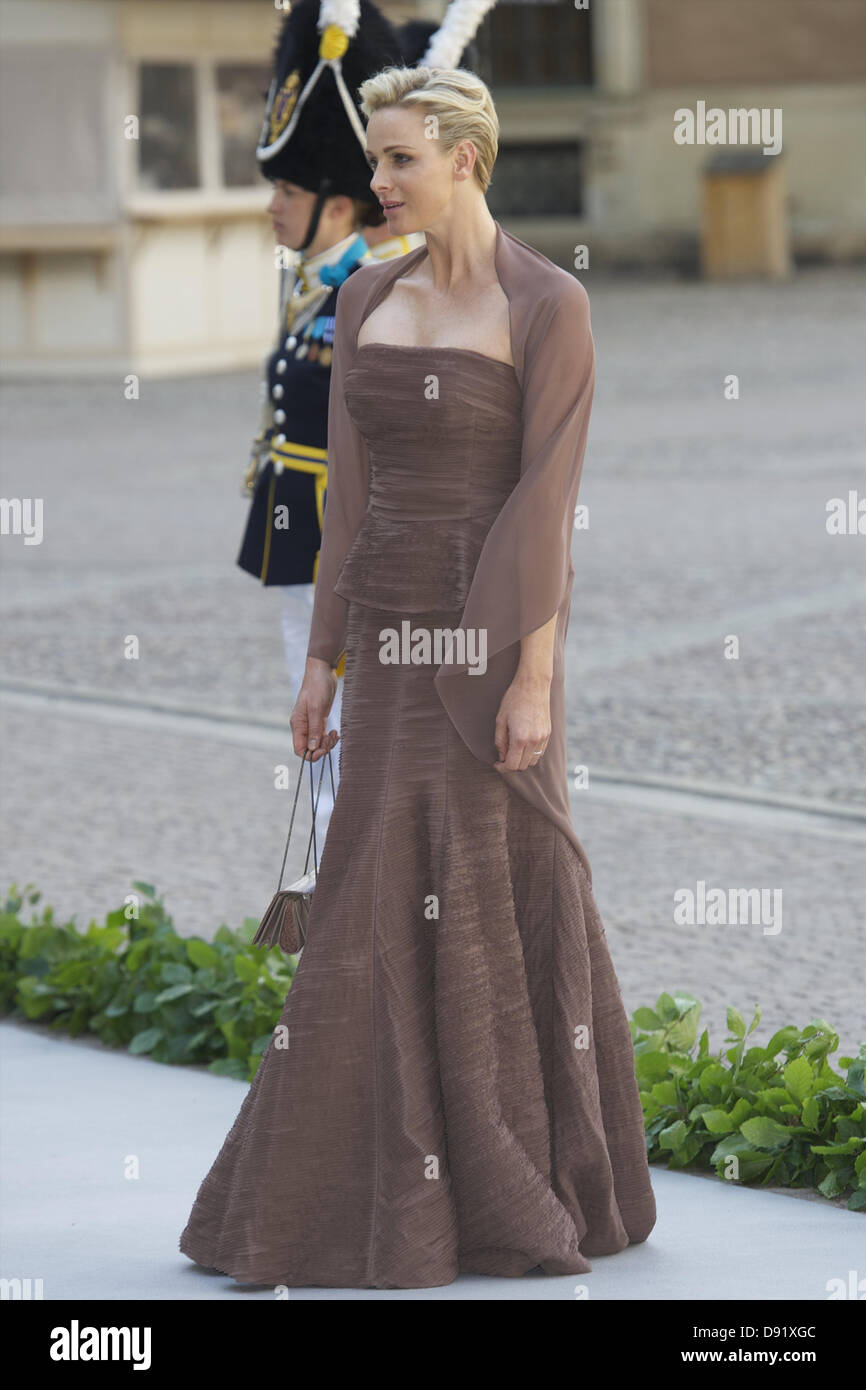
left=237, top=0, right=486, bottom=838
left=237, top=0, right=426, bottom=835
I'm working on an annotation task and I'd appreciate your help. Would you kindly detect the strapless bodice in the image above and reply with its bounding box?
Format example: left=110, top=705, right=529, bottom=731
left=333, top=344, right=523, bottom=613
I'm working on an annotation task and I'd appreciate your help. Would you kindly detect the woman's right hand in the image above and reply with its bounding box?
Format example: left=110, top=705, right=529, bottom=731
left=290, top=658, right=340, bottom=760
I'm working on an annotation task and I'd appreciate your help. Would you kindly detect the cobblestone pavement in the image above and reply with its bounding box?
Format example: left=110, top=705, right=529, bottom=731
left=1, top=265, right=864, bottom=1056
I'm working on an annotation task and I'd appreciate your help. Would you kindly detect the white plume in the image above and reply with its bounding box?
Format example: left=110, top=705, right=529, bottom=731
left=421, top=0, right=499, bottom=69
left=318, top=0, right=362, bottom=40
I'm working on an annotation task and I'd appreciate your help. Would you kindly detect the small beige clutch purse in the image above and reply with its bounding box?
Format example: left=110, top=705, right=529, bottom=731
left=251, top=748, right=335, bottom=956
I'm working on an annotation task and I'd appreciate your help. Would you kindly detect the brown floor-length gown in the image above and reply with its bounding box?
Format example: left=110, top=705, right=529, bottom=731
left=179, top=222, right=656, bottom=1288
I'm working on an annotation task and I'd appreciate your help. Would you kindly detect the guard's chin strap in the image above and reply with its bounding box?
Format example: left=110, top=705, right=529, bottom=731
left=299, top=178, right=334, bottom=253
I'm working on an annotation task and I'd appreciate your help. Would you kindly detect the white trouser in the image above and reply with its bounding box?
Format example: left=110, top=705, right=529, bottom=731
left=280, top=583, right=343, bottom=845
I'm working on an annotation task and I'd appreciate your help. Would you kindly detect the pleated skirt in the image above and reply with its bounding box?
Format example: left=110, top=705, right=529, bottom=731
left=178, top=600, right=656, bottom=1288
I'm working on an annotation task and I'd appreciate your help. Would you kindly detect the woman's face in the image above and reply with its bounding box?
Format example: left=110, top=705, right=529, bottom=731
left=366, top=106, right=473, bottom=233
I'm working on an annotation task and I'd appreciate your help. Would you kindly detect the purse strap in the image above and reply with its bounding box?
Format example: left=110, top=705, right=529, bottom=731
left=276, top=747, right=337, bottom=892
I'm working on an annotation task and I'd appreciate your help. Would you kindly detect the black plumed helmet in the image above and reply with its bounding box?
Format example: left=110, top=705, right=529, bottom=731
left=256, top=0, right=405, bottom=206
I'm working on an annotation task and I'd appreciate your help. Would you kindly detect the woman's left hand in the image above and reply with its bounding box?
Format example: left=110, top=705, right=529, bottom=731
left=493, top=671, right=551, bottom=772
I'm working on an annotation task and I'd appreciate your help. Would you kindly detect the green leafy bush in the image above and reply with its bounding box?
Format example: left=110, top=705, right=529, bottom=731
left=2, top=884, right=864, bottom=1208
left=632, top=991, right=866, bottom=1211
left=0, top=881, right=295, bottom=1083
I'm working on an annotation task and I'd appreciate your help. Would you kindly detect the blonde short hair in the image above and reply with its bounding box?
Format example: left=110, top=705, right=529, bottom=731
left=358, top=66, right=499, bottom=194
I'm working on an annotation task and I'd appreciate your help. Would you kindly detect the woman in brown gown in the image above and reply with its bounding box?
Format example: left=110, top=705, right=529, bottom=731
left=180, top=65, right=656, bottom=1290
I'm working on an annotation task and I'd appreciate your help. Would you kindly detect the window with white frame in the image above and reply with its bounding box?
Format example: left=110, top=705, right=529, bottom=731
left=136, top=59, right=271, bottom=193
